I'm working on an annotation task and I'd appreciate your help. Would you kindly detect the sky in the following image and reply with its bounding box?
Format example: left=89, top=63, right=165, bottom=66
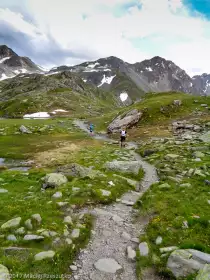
left=0, top=0, right=209, bottom=76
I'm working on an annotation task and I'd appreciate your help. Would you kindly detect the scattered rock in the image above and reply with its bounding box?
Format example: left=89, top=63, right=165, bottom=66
left=15, top=227, right=25, bottom=235
left=64, top=216, right=73, bottom=225
left=121, top=200, right=135, bottom=206
left=94, top=258, right=123, bottom=273
left=57, top=163, right=103, bottom=179
left=71, top=229, right=80, bottom=239
left=139, top=242, right=149, bottom=257
left=180, top=183, right=191, bottom=188
left=173, top=100, right=182, bottom=106
left=31, top=214, right=42, bottom=224
left=52, top=192, right=63, bottom=199
left=25, top=219, right=33, bottom=230
left=104, top=160, right=142, bottom=175
left=23, top=235, right=44, bottom=241
left=70, top=265, right=77, bottom=271
left=0, top=188, right=8, bottom=193
left=42, top=173, right=68, bottom=189
left=165, top=154, right=179, bottom=160
left=156, top=236, right=163, bottom=245
left=65, top=238, right=72, bottom=245
left=1, top=217, right=21, bottom=230
left=160, top=246, right=178, bottom=253
left=158, top=183, right=171, bottom=190
left=167, top=249, right=206, bottom=278
left=0, top=264, right=10, bottom=280
left=100, top=189, right=111, bottom=197
left=19, top=125, right=32, bottom=134
left=194, top=151, right=205, bottom=158
left=7, top=234, right=17, bottom=241
left=57, top=202, right=68, bottom=207
left=127, top=246, right=136, bottom=261
left=34, top=250, right=55, bottom=261
left=107, top=109, right=142, bottom=133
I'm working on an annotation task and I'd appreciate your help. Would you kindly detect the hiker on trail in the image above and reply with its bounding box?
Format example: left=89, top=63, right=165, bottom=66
left=89, top=123, right=94, bottom=135
left=120, top=127, right=127, bottom=148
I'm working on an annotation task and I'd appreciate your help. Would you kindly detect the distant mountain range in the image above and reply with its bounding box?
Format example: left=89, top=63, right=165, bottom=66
left=1, top=44, right=210, bottom=105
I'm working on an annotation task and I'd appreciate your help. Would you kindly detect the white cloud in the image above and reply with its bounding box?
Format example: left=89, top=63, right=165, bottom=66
left=1, top=0, right=210, bottom=75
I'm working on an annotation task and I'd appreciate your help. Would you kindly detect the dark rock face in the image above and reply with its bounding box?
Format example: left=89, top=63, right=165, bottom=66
left=49, top=55, right=208, bottom=100
left=0, top=45, right=41, bottom=81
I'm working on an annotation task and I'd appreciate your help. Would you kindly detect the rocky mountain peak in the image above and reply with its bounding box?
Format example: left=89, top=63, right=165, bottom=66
left=0, top=45, right=17, bottom=59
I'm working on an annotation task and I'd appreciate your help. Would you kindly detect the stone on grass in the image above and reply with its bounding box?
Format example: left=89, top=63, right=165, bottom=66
left=167, top=249, right=204, bottom=278
left=127, top=246, right=136, bottom=261
left=34, top=250, right=55, bottom=261
left=52, top=192, right=62, bottom=199
left=0, top=264, right=10, bottom=280
left=94, top=258, right=122, bottom=273
left=160, top=246, right=178, bottom=253
left=180, top=183, right=191, bottom=188
left=23, top=235, right=44, bottom=241
left=15, top=227, right=25, bottom=235
left=194, top=170, right=206, bottom=177
left=158, top=183, right=171, bottom=190
left=31, top=214, right=42, bottom=224
left=25, top=219, right=33, bottom=230
left=70, top=265, right=77, bottom=271
left=156, top=236, right=163, bottom=245
left=165, top=154, right=179, bottom=160
left=65, top=238, right=72, bottom=245
left=57, top=202, right=68, bottom=207
left=139, top=242, right=149, bottom=257
left=100, top=189, right=111, bottom=197
left=1, top=217, right=21, bottom=230
left=64, top=216, right=73, bottom=225
left=71, top=229, right=80, bottom=239
left=19, top=125, right=32, bottom=134
left=196, top=264, right=210, bottom=280
left=0, top=189, right=8, bottom=193
left=7, top=234, right=17, bottom=241
left=104, top=160, right=142, bottom=175
left=42, top=173, right=68, bottom=189
left=194, top=151, right=205, bottom=158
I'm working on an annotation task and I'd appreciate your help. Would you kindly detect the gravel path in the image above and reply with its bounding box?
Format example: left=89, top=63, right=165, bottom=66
left=71, top=120, right=159, bottom=280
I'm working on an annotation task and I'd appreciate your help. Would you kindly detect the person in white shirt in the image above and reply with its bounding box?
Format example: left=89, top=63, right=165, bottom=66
left=120, top=127, right=127, bottom=147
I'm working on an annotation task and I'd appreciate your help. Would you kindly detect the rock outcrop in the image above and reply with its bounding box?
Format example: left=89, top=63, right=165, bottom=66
left=107, top=109, right=142, bottom=133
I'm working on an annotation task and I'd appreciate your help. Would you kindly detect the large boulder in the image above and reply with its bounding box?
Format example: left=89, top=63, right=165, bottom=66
left=42, top=173, right=68, bottom=189
left=57, top=163, right=103, bottom=179
left=104, top=160, right=142, bottom=175
left=167, top=249, right=210, bottom=278
left=107, top=109, right=142, bottom=133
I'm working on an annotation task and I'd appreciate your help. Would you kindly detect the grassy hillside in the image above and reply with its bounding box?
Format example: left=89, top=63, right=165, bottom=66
left=89, top=92, right=210, bottom=135
left=0, top=72, right=120, bottom=118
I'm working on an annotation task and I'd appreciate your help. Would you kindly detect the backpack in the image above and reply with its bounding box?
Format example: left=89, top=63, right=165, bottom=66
left=121, top=130, right=126, bottom=136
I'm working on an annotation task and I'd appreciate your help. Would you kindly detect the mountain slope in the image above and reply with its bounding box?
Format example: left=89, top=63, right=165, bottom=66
left=50, top=55, right=200, bottom=99
left=0, top=45, right=42, bottom=81
left=0, top=71, right=120, bottom=118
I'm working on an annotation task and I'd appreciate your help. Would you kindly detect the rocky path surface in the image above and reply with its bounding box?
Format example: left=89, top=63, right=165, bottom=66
left=71, top=120, right=159, bottom=280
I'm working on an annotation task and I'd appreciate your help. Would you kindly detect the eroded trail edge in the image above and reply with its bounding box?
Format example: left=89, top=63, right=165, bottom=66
left=71, top=120, right=159, bottom=280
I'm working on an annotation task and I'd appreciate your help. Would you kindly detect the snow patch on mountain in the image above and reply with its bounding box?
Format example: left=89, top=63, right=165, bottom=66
left=0, top=56, right=10, bottom=63
left=51, top=109, right=68, bottom=114
left=0, top=73, right=9, bottom=80
left=87, top=62, right=99, bottom=68
left=146, top=67, right=153, bottom=72
left=98, top=75, right=116, bottom=87
left=120, top=92, right=128, bottom=102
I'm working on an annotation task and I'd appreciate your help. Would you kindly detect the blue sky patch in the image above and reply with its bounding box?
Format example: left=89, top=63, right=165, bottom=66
left=184, top=0, right=210, bottom=18
left=112, top=1, right=142, bottom=17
